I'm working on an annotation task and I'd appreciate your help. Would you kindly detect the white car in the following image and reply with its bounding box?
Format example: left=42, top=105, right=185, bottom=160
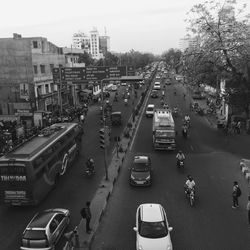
left=153, top=82, right=161, bottom=90
left=133, top=203, right=173, bottom=250
left=145, top=104, right=155, bottom=117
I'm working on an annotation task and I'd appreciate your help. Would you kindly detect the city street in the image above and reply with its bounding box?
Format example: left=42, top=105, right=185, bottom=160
left=0, top=83, right=146, bottom=250
left=91, top=80, right=250, bottom=250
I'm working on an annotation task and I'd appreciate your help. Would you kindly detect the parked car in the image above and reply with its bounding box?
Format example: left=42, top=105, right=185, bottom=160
left=20, top=208, right=70, bottom=250
left=129, top=155, right=152, bottom=186
left=151, top=90, right=159, bottom=98
left=133, top=204, right=173, bottom=250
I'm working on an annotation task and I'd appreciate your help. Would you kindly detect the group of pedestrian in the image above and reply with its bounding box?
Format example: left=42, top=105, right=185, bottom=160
left=231, top=181, right=250, bottom=226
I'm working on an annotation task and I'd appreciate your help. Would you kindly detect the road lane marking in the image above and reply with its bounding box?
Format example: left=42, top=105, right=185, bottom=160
left=129, top=86, right=153, bottom=151
left=190, top=145, right=194, bottom=151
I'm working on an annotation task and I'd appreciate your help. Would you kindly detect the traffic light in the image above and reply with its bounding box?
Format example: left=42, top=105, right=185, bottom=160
left=99, top=126, right=110, bottom=149
left=99, top=128, right=105, bottom=149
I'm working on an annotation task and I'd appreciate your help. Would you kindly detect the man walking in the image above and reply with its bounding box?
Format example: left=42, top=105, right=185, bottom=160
left=232, top=181, right=241, bottom=209
left=81, top=201, right=92, bottom=234
left=247, top=196, right=250, bottom=226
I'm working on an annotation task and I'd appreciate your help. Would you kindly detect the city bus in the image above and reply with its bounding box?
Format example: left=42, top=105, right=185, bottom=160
left=0, top=123, right=82, bottom=205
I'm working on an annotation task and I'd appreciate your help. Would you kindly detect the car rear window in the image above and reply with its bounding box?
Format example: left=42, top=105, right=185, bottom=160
left=23, top=230, right=46, bottom=240
left=147, top=107, right=154, bottom=111
left=139, top=221, right=168, bottom=238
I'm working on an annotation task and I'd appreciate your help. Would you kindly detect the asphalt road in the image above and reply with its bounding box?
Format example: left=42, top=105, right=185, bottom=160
left=91, top=80, right=250, bottom=250
left=0, top=83, right=147, bottom=250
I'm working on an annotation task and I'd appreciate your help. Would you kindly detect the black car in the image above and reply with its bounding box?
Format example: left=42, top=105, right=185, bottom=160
left=150, top=90, right=159, bottom=98
left=130, top=155, right=152, bottom=186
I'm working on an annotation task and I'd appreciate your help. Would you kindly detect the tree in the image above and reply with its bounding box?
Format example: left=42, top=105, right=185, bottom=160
left=161, top=49, right=182, bottom=73
left=185, top=0, right=250, bottom=114
left=78, top=51, right=93, bottom=66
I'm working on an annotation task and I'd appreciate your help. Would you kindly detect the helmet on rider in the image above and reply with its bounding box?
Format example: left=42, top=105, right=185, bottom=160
left=187, top=175, right=193, bottom=181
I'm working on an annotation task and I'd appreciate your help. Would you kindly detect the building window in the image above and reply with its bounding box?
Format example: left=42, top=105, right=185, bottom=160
left=33, top=41, right=38, bottom=48
left=50, top=64, right=54, bottom=73
left=37, top=86, right=42, bottom=96
left=45, top=84, right=49, bottom=93
left=40, top=65, right=45, bottom=74
left=33, top=65, right=38, bottom=74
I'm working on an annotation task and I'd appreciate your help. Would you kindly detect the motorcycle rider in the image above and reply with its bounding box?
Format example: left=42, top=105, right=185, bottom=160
left=185, top=175, right=196, bottom=194
left=182, top=123, right=188, bottom=138
left=184, top=114, right=191, bottom=127
left=176, top=150, right=185, bottom=166
left=86, top=157, right=95, bottom=173
left=173, top=106, right=178, bottom=114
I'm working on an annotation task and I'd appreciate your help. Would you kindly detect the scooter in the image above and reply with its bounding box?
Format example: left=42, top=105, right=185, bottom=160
left=185, top=188, right=195, bottom=206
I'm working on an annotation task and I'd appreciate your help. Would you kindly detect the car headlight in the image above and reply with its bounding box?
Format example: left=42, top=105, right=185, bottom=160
left=166, top=244, right=172, bottom=250
left=138, top=245, right=144, bottom=250
left=131, top=175, right=135, bottom=180
left=145, top=175, right=151, bottom=180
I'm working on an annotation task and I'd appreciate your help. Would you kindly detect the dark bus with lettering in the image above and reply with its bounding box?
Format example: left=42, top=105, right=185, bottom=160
left=0, top=123, right=81, bottom=205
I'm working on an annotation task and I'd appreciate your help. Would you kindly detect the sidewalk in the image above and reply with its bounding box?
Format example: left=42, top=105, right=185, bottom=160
left=63, top=88, right=149, bottom=250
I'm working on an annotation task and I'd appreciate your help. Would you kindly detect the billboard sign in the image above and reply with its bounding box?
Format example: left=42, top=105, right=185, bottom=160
left=52, top=66, right=135, bottom=83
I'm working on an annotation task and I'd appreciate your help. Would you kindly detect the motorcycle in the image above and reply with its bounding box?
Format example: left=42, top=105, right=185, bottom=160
left=124, top=98, right=128, bottom=106
left=177, top=159, right=184, bottom=168
left=182, top=128, right=188, bottom=139
left=185, top=188, right=195, bottom=206
left=85, top=167, right=95, bottom=177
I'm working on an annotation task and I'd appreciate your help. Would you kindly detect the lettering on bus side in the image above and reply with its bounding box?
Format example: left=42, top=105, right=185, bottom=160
left=0, top=175, right=27, bottom=181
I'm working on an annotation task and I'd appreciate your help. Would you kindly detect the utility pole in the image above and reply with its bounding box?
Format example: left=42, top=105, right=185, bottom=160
left=101, top=79, right=108, bottom=180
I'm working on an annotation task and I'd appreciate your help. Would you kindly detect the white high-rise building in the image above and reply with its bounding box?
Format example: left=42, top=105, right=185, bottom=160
left=179, top=37, right=198, bottom=52
left=90, top=27, right=101, bottom=59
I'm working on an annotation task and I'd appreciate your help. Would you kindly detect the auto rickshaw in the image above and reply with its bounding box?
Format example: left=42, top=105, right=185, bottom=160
left=111, top=111, right=122, bottom=126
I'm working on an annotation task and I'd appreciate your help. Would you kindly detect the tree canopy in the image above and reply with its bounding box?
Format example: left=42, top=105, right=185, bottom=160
left=185, top=0, right=250, bottom=112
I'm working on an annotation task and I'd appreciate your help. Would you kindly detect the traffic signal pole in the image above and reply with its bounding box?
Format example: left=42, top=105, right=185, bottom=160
left=101, top=79, right=108, bottom=181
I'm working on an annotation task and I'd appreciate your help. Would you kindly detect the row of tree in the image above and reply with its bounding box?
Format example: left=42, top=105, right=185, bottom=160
left=78, top=50, right=155, bottom=69
left=161, top=0, right=250, bottom=116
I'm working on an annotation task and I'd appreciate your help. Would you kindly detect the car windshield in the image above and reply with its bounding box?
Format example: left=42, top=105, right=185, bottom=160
left=139, top=221, right=168, bottom=238
left=23, top=230, right=47, bottom=240
left=155, top=130, right=175, bottom=138
left=147, top=107, right=154, bottom=111
left=133, top=159, right=149, bottom=171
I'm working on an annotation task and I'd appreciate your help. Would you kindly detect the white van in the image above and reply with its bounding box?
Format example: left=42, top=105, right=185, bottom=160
left=145, top=104, right=155, bottom=117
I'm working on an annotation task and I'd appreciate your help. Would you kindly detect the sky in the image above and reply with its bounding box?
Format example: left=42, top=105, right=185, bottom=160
left=0, top=0, right=249, bottom=55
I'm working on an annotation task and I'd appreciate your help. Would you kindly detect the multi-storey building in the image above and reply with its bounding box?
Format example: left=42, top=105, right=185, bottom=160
left=72, top=28, right=110, bottom=60
left=89, top=27, right=101, bottom=59
left=0, top=33, right=68, bottom=126
left=72, top=32, right=90, bottom=53
left=179, top=37, right=199, bottom=52
left=99, top=35, right=110, bottom=55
